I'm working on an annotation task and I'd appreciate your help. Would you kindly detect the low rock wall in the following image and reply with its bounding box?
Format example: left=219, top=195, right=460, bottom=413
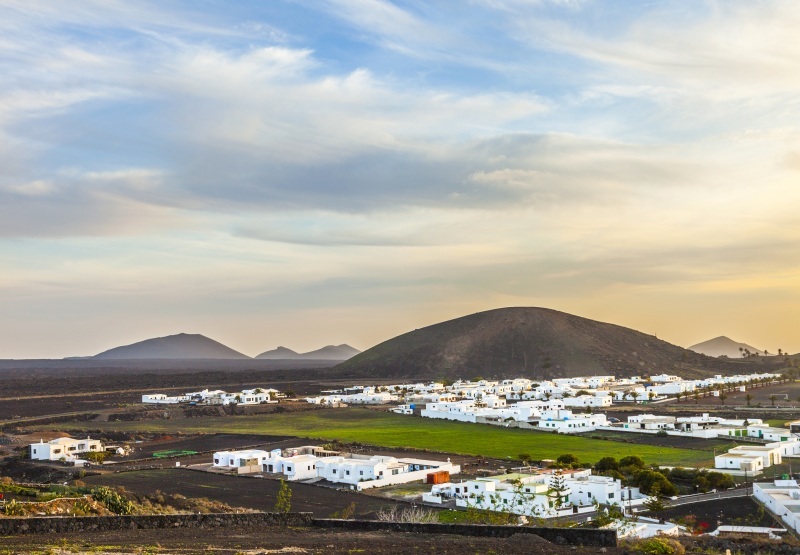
left=312, top=519, right=617, bottom=546
left=0, top=512, right=312, bottom=535
left=0, top=512, right=616, bottom=546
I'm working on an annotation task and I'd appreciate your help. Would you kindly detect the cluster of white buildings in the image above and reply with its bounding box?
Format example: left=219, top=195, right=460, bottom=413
left=211, top=446, right=460, bottom=491
left=413, top=398, right=609, bottom=433
left=142, top=388, right=283, bottom=406
left=423, top=468, right=651, bottom=519
left=304, top=386, right=399, bottom=406
left=29, top=436, right=104, bottom=462
left=303, top=372, right=781, bottom=409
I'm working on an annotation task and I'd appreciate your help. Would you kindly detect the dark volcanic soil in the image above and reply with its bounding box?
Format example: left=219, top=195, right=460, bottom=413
left=84, top=468, right=409, bottom=518
left=0, top=525, right=617, bottom=554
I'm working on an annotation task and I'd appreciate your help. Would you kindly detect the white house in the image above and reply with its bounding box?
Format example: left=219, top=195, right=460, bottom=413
left=212, top=449, right=271, bottom=468
left=427, top=469, right=647, bottom=519
left=315, top=455, right=459, bottom=491
left=754, top=480, right=800, bottom=533
left=29, top=437, right=104, bottom=461
left=625, top=415, right=677, bottom=430
left=141, top=393, right=185, bottom=404
left=527, top=410, right=608, bottom=433
left=715, top=452, right=764, bottom=473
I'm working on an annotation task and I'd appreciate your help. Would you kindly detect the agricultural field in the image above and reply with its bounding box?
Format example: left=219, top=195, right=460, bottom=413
left=84, top=468, right=406, bottom=518
left=54, top=408, right=714, bottom=467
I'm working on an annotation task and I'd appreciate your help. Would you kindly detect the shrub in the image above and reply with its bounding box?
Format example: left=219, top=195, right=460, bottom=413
left=626, top=537, right=685, bottom=554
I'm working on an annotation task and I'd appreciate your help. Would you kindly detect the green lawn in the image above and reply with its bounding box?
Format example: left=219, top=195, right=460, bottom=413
left=57, top=408, right=712, bottom=467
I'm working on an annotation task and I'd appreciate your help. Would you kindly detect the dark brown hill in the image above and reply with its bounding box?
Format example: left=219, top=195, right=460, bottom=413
left=92, top=333, right=250, bottom=360
left=255, top=344, right=360, bottom=360
left=334, top=307, right=776, bottom=380
left=688, top=336, right=764, bottom=358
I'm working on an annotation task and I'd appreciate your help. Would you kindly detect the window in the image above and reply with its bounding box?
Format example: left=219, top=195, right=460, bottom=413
left=346, top=470, right=350, bottom=475
left=360, top=471, right=364, bottom=475
left=608, top=493, right=614, bottom=499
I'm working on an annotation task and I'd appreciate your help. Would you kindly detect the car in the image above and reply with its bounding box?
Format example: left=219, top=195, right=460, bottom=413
left=608, top=417, right=620, bottom=423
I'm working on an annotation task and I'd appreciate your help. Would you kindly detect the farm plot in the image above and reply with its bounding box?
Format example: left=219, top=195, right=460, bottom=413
left=57, top=408, right=714, bottom=467
left=84, top=468, right=406, bottom=518
left=585, top=431, right=738, bottom=454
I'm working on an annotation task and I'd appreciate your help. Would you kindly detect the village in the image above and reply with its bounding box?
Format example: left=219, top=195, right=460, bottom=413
left=13, top=368, right=798, bottom=541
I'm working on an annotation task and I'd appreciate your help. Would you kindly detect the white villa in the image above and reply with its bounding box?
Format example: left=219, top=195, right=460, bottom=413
left=424, top=469, right=649, bottom=518
left=29, top=437, right=104, bottom=461
left=754, top=480, right=800, bottom=533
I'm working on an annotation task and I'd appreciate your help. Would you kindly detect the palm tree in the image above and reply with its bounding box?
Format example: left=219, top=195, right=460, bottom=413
left=745, top=393, right=753, bottom=406
left=675, top=391, right=682, bottom=403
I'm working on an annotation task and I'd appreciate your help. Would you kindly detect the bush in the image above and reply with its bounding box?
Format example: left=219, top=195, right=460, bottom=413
left=595, top=457, right=619, bottom=473
left=619, top=455, right=645, bottom=469
left=626, top=537, right=684, bottom=554
left=556, top=454, right=579, bottom=465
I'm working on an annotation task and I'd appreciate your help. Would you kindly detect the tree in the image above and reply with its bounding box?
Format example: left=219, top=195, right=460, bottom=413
left=274, top=479, right=292, bottom=514
left=644, top=493, right=666, bottom=516
left=719, top=391, right=727, bottom=405
left=547, top=470, right=568, bottom=509
left=770, top=395, right=777, bottom=407
left=632, top=470, right=677, bottom=496
left=619, top=455, right=646, bottom=470
left=648, top=392, right=656, bottom=402
left=745, top=393, right=753, bottom=407
left=556, top=453, right=579, bottom=465
left=675, top=391, right=682, bottom=403
left=595, top=457, right=619, bottom=474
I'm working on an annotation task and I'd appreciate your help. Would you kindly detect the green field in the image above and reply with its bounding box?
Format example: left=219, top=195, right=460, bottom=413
left=56, top=409, right=713, bottom=467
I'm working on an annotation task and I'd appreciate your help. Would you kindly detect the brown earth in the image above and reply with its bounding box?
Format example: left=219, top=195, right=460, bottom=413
left=0, top=526, right=617, bottom=555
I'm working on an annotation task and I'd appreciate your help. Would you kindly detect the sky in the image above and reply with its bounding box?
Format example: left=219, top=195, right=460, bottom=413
left=1, top=0, right=799, bottom=359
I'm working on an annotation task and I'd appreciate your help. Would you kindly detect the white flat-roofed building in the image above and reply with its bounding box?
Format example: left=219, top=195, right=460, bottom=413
left=315, top=454, right=459, bottom=491
left=625, top=414, right=676, bottom=430
left=715, top=452, right=764, bottom=473
left=30, top=437, right=104, bottom=461
left=141, top=393, right=186, bottom=404
left=212, top=449, right=271, bottom=468
left=754, top=480, right=800, bottom=533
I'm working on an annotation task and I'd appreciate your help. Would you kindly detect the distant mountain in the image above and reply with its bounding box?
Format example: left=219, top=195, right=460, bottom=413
left=334, top=307, right=771, bottom=380
left=93, top=333, right=250, bottom=360
left=255, top=346, right=301, bottom=360
left=688, top=336, right=764, bottom=358
left=255, top=344, right=360, bottom=361
left=301, top=344, right=361, bottom=360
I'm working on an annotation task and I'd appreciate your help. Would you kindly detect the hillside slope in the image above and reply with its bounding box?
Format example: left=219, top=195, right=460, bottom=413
left=255, top=346, right=301, bottom=359
left=93, top=333, right=250, bottom=360
left=688, top=336, right=764, bottom=358
left=256, top=344, right=360, bottom=360
left=334, top=307, right=768, bottom=380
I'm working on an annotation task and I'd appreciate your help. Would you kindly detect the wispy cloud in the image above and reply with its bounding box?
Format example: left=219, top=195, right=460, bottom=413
left=1, top=0, right=800, bottom=357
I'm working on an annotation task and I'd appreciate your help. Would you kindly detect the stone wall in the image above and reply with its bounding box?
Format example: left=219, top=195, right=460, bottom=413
left=313, top=519, right=617, bottom=546
left=0, top=512, right=312, bottom=535
left=0, top=512, right=616, bottom=546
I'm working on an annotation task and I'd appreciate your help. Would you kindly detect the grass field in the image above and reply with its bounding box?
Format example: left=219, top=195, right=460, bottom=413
left=56, top=408, right=713, bottom=467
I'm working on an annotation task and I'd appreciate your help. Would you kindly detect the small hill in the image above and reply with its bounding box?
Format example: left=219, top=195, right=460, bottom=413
left=255, top=344, right=360, bottom=361
left=255, top=346, right=301, bottom=360
left=93, top=333, right=250, bottom=360
left=334, top=307, right=769, bottom=380
left=688, top=336, right=764, bottom=358
left=300, top=344, right=360, bottom=360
